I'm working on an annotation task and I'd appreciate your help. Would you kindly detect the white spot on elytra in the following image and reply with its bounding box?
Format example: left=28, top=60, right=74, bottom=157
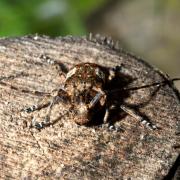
left=66, top=67, right=77, bottom=80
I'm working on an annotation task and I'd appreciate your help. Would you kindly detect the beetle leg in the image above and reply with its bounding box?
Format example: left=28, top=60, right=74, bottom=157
left=22, top=101, right=50, bottom=113
left=103, top=108, right=110, bottom=123
left=89, top=92, right=103, bottom=108
left=31, top=96, right=62, bottom=129
left=103, top=105, right=116, bottom=123
left=89, top=90, right=106, bottom=109
left=120, top=105, right=157, bottom=130
left=32, top=88, right=70, bottom=129
left=88, top=87, right=106, bottom=109
left=108, top=64, right=134, bottom=82
left=114, top=64, right=133, bottom=77
left=44, top=87, right=69, bottom=121
left=40, top=54, right=68, bottom=77
left=42, top=96, right=60, bottom=124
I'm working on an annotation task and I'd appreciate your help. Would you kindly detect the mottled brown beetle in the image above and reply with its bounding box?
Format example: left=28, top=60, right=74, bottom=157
left=21, top=61, right=180, bottom=130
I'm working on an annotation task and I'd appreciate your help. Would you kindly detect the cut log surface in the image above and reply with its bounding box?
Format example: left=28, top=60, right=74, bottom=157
left=0, top=35, right=179, bottom=179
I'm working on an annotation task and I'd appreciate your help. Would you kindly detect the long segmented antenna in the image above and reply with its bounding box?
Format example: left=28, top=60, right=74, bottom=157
left=0, top=81, right=51, bottom=96
left=107, top=78, right=180, bottom=94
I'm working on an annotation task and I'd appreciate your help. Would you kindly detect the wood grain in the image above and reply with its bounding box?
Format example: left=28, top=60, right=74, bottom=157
left=0, top=35, right=179, bottom=179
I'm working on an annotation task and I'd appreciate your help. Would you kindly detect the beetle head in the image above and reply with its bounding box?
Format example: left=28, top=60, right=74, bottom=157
left=73, top=102, right=93, bottom=125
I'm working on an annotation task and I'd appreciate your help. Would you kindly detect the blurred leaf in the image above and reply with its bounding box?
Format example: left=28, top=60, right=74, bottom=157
left=0, top=0, right=108, bottom=37
left=70, top=0, right=108, bottom=17
left=0, top=1, right=27, bottom=36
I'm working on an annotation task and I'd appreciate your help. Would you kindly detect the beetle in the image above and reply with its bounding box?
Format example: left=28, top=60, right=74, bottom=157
left=22, top=61, right=179, bottom=130
left=1, top=59, right=179, bottom=130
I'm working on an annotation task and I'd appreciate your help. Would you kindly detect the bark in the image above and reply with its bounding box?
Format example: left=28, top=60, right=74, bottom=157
left=0, top=34, right=179, bottom=179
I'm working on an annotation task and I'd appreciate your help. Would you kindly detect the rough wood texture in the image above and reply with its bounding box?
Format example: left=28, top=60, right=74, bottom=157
left=0, top=35, right=179, bottom=179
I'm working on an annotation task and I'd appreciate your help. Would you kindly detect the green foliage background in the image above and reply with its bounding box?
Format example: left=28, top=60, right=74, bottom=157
left=0, top=0, right=179, bottom=89
left=0, top=0, right=107, bottom=37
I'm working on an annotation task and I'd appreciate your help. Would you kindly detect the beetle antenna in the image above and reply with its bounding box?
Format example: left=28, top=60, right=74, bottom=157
left=107, top=78, right=180, bottom=94
left=124, top=78, right=180, bottom=91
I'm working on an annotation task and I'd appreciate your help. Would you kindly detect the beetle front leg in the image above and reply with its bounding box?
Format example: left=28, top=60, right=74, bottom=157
left=31, top=96, right=59, bottom=129
left=31, top=88, right=70, bottom=129
left=22, top=99, right=51, bottom=113
left=108, top=64, right=133, bottom=81
left=89, top=89, right=106, bottom=109
left=103, top=105, right=116, bottom=123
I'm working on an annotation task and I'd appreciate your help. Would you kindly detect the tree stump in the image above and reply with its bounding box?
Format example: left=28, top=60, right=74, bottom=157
left=0, top=35, right=179, bottom=179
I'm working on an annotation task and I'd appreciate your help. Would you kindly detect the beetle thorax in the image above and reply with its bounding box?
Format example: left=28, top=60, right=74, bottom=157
left=64, top=63, right=107, bottom=97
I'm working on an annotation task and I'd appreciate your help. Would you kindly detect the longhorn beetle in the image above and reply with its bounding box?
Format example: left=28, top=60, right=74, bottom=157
left=22, top=61, right=180, bottom=130
left=1, top=60, right=180, bottom=130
